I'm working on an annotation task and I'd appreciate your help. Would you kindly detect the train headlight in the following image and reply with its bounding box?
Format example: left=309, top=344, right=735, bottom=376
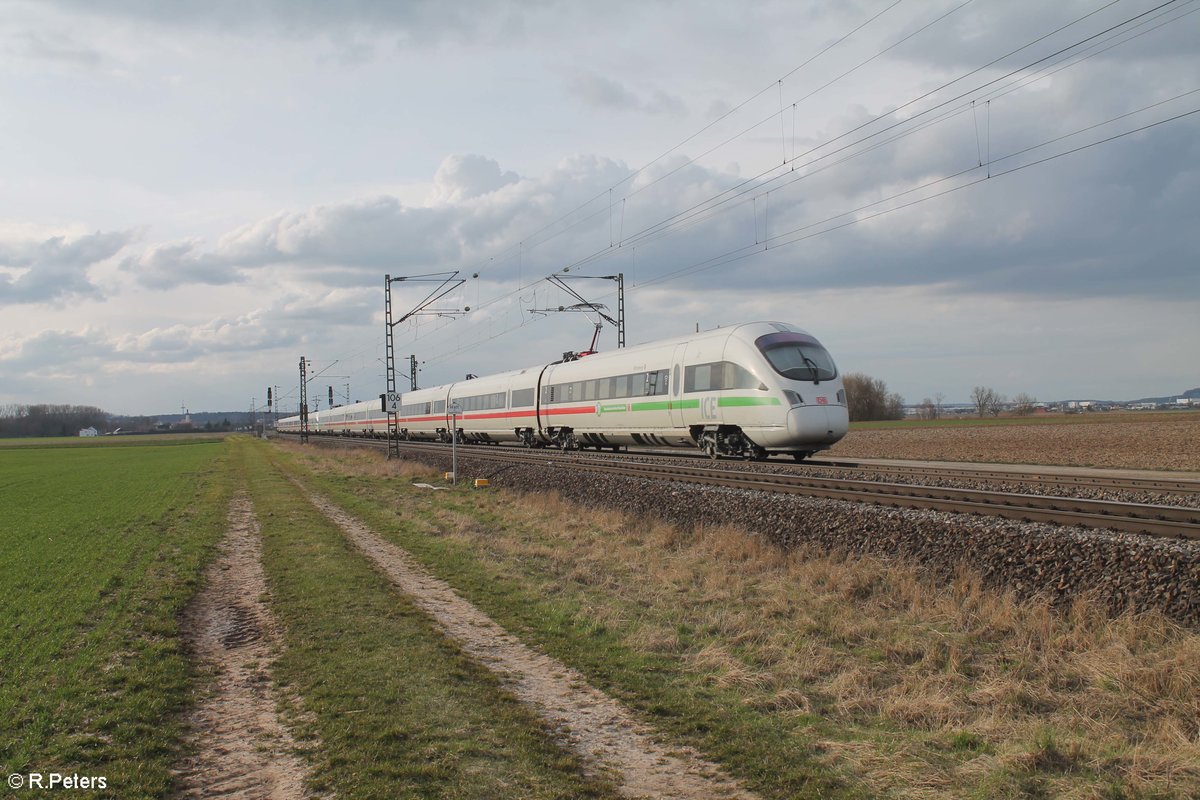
left=784, top=390, right=804, bottom=407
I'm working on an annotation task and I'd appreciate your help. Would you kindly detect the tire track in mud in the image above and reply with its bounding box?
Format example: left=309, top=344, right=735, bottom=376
left=296, top=480, right=758, bottom=800
left=174, top=495, right=313, bottom=799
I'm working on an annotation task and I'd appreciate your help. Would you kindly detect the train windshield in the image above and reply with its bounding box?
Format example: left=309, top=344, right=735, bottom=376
left=755, top=332, right=838, bottom=382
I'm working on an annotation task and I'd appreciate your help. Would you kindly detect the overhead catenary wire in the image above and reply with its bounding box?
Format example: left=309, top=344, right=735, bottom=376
left=503, top=0, right=1196, bottom=279
left=419, top=96, right=1200, bottom=366
left=451, top=0, right=909, bottom=279
left=311, top=2, right=922, bottom=380
left=360, top=0, right=1028, bottom=359
left=637, top=104, right=1200, bottom=290
left=309, top=1, right=1195, bottom=381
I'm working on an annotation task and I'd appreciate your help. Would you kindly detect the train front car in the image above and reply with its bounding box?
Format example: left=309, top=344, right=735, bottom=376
left=710, top=322, right=848, bottom=460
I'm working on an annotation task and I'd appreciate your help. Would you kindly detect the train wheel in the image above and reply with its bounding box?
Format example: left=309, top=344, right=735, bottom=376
left=792, top=452, right=809, bottom=462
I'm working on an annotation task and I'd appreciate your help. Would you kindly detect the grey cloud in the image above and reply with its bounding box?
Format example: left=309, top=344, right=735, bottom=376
left=0, top=230, right=131, bottom=305
left=567, top=73, right=687, bottom=116
left=120, top=154, right=634, bottom=288
left=215, top=196, right=455, bottom=271
left=120, top=90, right=1199, bottom=310
left=12, top=30, right=106, bottom=67
left=1, top=291, right=371, bottom=375
left=889, top=0, right=1199, bottom=74
left=0, top=329, right=115, bottom=374
left=38, top=0, right=525, bottom=47
left=119, top=239, right=245, bottom=290
left=429, top=155, right=521, bottom=205
left=105, top=292, right=374, bottom=362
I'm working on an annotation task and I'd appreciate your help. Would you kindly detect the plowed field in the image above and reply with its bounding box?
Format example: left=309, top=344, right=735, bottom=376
left=830, top=413, right=1200, bottom=471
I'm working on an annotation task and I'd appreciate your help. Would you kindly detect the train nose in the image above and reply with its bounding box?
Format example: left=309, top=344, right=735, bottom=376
left=787, top=404, right=849, bottom=444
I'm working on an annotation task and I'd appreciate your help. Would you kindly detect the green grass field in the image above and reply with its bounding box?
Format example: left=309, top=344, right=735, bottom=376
left=0, top=439, right=231, bottom=797
left=0, top=433, right=228, bottom=449
left=237, top=440, right=615, bottom=799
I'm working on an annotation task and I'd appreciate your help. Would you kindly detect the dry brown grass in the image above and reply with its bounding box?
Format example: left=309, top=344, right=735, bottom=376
left=285, top=443, right=1200, bottom=798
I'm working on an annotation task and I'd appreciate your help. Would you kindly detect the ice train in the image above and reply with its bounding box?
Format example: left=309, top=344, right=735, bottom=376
left=277, top=321, right=848, bottom=460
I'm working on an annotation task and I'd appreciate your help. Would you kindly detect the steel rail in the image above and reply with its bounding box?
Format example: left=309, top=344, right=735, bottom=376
left=288, top=434, right=1200, bottom=540
left=289, top=432, right=1200, bottom=495
left=806, top=458, right=1200, bottom=494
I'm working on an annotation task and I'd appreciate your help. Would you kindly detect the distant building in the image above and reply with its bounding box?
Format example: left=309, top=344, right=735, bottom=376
left=79, top=427, right=99, bottom=437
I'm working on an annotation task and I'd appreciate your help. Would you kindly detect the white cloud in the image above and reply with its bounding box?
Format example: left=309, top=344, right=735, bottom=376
left=427, top=154, right=520, bottom=205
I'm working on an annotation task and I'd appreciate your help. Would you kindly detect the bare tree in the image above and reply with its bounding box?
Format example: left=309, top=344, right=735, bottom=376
left=971, top=386, right=1006, bottom=418
left=0, top=404, right=111, bottom=437
left=844, top=373, right=906, bottom=422
left=1012, top=392, right=1037, bottom=416
left=917, top=397, right=938, bottom=420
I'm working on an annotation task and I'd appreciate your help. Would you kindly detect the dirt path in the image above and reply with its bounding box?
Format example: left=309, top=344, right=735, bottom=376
left=174, top=495, right=313, bottom=799
left=298, top=482, right=758, bottom=800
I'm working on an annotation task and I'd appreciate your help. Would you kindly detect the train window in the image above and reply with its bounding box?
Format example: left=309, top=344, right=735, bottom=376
left=684, top=361, right=759, bottom=392
left=687, top=364, right=712, bottom=393
left=597, top=379, right=611, bottom=400
left=432, top=400, right=446, bottom=413
left=755, top=333, right=838, bottom=382
left=512, top=388, right=535, bottom=407
left=644, top=369, right=669, bottom=396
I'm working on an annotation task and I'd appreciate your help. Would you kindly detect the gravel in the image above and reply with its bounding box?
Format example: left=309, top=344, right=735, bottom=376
left=405, top=448, right=1200, bottom=629
left=573, top=449, right=1200, bottom=508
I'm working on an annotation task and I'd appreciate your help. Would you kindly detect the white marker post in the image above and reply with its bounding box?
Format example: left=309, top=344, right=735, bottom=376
left=448, top=401, right=462, bottom=485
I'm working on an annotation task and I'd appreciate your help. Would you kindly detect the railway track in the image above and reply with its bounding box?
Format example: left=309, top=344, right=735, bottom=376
left=805, top=457, right=1200, bottom=495
left=284, top=434, right=1200, bottom=540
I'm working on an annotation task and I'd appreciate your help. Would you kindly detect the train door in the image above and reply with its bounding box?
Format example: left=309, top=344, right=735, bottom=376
left=669, top=343, right=687, bottom=429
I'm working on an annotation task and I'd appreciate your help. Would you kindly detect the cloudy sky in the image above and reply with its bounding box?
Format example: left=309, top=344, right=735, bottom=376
left=2, top=0, right=1197, bottom=415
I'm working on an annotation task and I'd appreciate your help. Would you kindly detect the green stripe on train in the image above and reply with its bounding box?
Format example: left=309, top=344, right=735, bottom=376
left=718, top=396, right=782, bottom=407
left=623, top=397, right=780, bottom=412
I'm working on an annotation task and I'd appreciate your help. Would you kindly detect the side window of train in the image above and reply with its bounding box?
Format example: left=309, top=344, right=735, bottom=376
left=644, top=369, right=669, bottom=396
left=673, top=365, right=680, bottom=395
left=684, top=363, right=711, bottom=393
left=685, top=361, right=758, bottom=392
